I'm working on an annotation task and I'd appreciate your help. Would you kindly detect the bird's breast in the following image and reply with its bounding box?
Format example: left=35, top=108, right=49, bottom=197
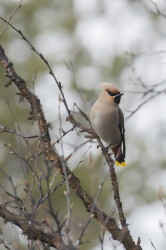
left=90, top=102, right=121, bottom=146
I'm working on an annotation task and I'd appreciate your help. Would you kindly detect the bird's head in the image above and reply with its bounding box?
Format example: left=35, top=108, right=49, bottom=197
left=100, top=82, right=124, bottom=104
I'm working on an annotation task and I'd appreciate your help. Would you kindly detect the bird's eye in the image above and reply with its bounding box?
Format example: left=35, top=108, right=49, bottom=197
left=107, top=90, right=114, bottom=96
left=107, top=91, right=120, bottom=97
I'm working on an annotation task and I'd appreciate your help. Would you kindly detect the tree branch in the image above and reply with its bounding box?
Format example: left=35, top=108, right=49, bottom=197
left=0, top=17, right=128, bottom=233
left=0, top=43, right=142, bottom=249
left=0, top=204, right=68, bottom=249
left=0, top=125, right=38, bottom=138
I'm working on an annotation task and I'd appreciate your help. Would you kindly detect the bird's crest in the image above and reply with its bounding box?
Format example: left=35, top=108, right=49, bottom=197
left=100, top=82, right=120, bottom=95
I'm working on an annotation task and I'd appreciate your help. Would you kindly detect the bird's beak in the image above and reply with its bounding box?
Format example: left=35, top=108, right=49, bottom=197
left=114, top=92, right=124, bottom=104
left=115, top=92, right=124, bottom=97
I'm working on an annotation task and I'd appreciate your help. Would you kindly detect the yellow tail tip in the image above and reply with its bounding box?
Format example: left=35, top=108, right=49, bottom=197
left=115, top=161, right=126, bottom=167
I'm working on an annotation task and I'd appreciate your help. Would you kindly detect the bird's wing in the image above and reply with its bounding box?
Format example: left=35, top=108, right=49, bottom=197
left=118, top=108, right=126, bottom=158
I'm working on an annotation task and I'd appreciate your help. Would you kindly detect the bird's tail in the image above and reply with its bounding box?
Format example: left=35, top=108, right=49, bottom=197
left=111, top=145, right=126, bottom=167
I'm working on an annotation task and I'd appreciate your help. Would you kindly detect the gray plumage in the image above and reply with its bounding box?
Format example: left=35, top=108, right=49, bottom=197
left=90, top=82, right=126, bottom=166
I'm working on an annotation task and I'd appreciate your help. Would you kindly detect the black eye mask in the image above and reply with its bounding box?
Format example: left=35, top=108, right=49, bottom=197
left=107, top=90, right=124, bottom=104
left=107, top=90, right=119, bottom=96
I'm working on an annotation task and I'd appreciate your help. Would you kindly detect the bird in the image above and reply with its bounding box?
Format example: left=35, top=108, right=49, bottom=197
left=90, top=82, right=126, bottom=167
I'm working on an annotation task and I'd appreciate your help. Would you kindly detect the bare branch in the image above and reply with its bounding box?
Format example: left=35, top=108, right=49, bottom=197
left=31, top=180, right=64, bottom=215
left=0, top=125, right=38, bottom=138
left=53, top=126, right=76, bottom=144
left=58, top=99, right=71, bottom=230
left=0, top=41, right=142, bottom=249
left=147, top=0, right=166, bottom=18
left=0, top=204, right=70, bottom=249
left=0, top=0, right=22, bottom=39
left=76, top=172, right=109, bottom=246
left=98, top=230, right=105, bottom=250
left=150, top=238, right=157, bottom=250
left=126, top=92, right=159, bottom=119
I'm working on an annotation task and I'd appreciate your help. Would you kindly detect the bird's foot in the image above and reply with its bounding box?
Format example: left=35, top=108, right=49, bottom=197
left=101, top=143, right=112, bottom=154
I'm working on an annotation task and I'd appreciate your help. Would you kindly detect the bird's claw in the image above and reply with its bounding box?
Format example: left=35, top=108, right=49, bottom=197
left=102, top=147, right=108, bottom=153
left=101, top=144, right=112, bottom=154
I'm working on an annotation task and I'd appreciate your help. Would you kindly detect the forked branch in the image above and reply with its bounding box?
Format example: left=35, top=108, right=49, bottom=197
left=0, top=42, right=141, bottom=249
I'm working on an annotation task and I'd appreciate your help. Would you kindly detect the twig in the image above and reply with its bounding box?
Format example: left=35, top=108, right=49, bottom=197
left=0, top=183, right=23, bottom=205
left=47, top=197, right=62, bottom=235
left=126, top=52, right=166, bottom=119
left=0, top=0, right=22, bottom=39
left=58, top=99, right=71, bottom=231
left=68, top=139, right=94, bottom=154
left=126, top=92, right=159, bottom=119
left=0, top=125, right=38, bottom=138
left=147, top=0, right=166, bottom=18
left=0, top=204, right=68, bottom=249
left=0, top=231, right=16, bottom=250
left=73, top=103, right=90, bottom=122
left=150, top=238, right=157, bottom=250
left=53, top=126, right=76, bottom=144
left=31, top=180, right=64, bottom=215
left=98, top=230, right=105, bottom=250
left=72, top=145, right=92, bottom=170
left=76, top=172, right=109, bottom=246
left=4, top=143, right=35, bottom=174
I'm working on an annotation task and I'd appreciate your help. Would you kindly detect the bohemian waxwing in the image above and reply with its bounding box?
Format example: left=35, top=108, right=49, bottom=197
left=90, top=82, right=126, bottom=167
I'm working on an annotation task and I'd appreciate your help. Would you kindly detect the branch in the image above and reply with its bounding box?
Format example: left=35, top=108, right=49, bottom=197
left=0, top=43, right=142, bottom=249
left=0, top=204, right=69, bottom=249
left=147, top=0, right=166, bottom=18
left=0, top=0, right=22, bottom=39
left=0, top=17, right=128, bottom=231
left=126, top=92, right=159, bottom=119
left=0, top=125, right=38, bottom=138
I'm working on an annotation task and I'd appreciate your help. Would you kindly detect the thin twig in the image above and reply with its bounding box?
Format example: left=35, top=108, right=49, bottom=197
left=76, top=172, right=109, bottom=246
left=0, top=231, right=16, bottom=250
left=4, top=143, right=35, bottom=174
left=0, top=0, right=22, bottom=39
left=72, top=145, right=92, bottom=170
left=32, top=180, right=64, bottom=214
left=147, top=0, right=166, bottom=18
left=0, top=204, right=69, bottom=249
left=58, top=100, right=71, bottom=231
left=150, top=238, right=157, bottom=250
left=0, top=125, right=38, bottom=138
left=53, top=126, right=76, bottom=144
left=126, top=92, right=159, bottom=119
left=98, top=230, right=105, bottom=250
